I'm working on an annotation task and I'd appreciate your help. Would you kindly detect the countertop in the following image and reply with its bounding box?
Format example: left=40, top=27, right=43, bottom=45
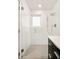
left=48, top=35, right=60, bottom=49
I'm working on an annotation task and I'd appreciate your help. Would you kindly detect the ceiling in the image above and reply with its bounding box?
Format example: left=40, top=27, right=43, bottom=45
left=26, top=0, right=57, bottom=10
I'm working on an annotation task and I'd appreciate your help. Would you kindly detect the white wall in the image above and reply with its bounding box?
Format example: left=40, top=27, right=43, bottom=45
left=48, top=0, right=60, bottom=36
left=30, top=10, right=48, bottom=45
left=18, top=0, right=31, bottom=55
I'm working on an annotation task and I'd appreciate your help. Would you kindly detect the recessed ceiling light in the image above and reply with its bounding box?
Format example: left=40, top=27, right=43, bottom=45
left=38, top=4, right=42, bottom=8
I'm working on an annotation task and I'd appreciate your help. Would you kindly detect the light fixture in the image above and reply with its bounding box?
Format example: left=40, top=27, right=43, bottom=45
left=38, top=4, right=42, bottom=8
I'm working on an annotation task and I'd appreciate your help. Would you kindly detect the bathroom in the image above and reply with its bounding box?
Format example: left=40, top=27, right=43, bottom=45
left=18, top=0, right=60, bottom=59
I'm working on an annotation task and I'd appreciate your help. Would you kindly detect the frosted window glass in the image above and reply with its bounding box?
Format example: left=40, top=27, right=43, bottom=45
left=32, top=16, right=40, bottom=27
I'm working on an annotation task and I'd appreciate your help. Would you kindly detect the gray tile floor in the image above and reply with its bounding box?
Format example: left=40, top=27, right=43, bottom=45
left=22, top=45, right=48, bottom=59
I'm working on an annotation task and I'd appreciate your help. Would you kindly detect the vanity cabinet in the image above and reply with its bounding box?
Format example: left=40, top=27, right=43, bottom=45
left=48, top=38, right=60, bottom=59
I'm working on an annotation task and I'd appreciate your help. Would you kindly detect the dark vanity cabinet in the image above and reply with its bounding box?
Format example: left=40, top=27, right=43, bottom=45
left=48, top=38, right=60, bottom=59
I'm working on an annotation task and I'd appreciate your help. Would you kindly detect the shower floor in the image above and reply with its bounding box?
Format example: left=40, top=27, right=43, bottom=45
left=22, top=45, right=48, bottom=59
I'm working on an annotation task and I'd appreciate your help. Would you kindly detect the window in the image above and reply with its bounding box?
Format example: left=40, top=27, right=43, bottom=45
left=32, top=16, right=41, bottom=27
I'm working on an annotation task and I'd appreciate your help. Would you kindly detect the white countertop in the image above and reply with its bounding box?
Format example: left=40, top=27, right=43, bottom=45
left=48, top=35, right=60, bottom=49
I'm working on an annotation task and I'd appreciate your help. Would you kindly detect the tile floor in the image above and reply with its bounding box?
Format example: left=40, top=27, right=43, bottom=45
left=21, top=45, right=48, bottom=59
